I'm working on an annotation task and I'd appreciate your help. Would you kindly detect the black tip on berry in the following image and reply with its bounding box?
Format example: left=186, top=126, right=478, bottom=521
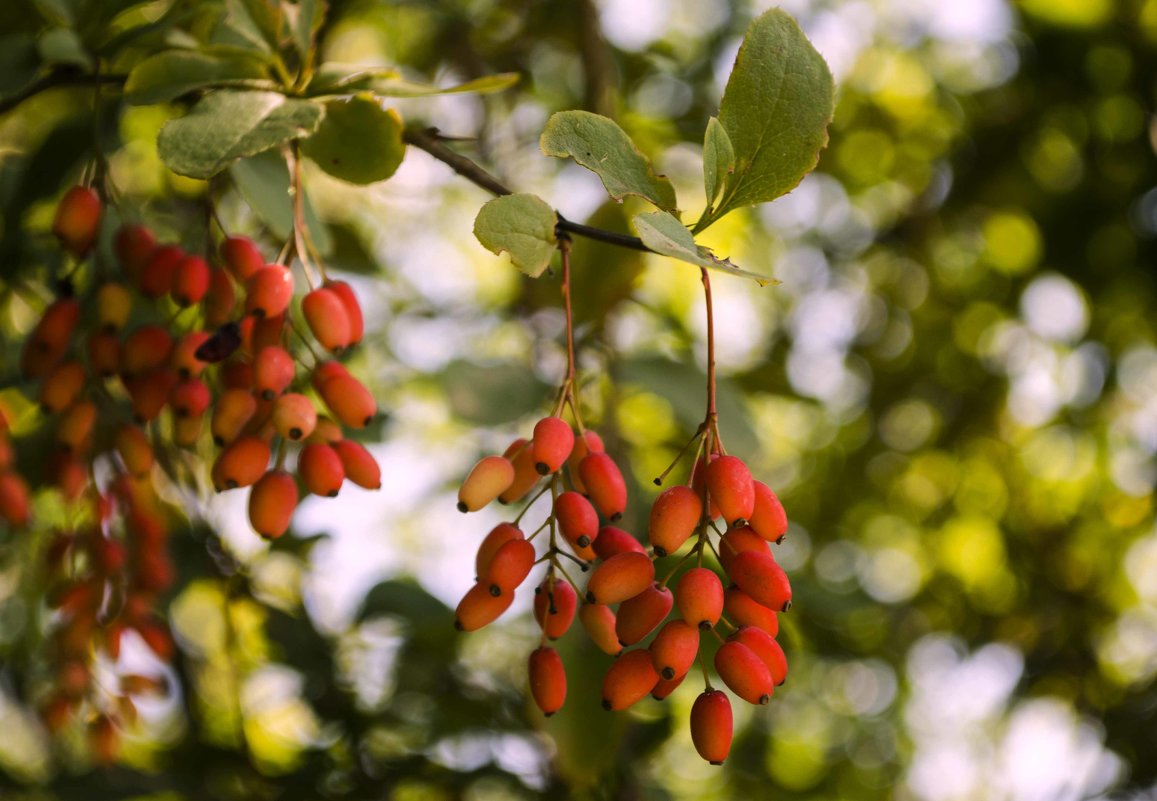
left=661, top=667, right=675, bottom=680
left=601, top=700, right=612, bottom=711
left=610, top=512, right=622, bottom=522
left=580, top=563, right=590, bottom=572
left=457, top=502, right=468, bottom=513
left=535, top=462, right=550, bottom=475
left=732, top=518, right=747, bottom=528
left=777, top=678, right=785, bottom=686
left=652, top=477, right=662, bottom=486
left=363, top=415, right=373, bottom=426
left=577, top=536, right=590, bottom=548
left=776, top=534, right=787, bottom=544
left=544, top=711, right=555, bottom=718
left=759, top=694, right=770, bottom=705
left=261, top=389, right=275, bottom=401
left=654, top=546, right=667, bottom=558
left=327, top=490, right=339, bottom=497
left=225, top=479, right=238, bottom=490
left=585, top=592, right=596, bottom=604
left=453, top=620, right=464, bottom=631
left=709, top=760, right=724, bottom=766
left=289, top=428, right=302, bottom=439
left=488, top=584, right=501, bottom=597
left=699, top=620, right=712, bottom=631
left=782, top=600, right=792, bottom=612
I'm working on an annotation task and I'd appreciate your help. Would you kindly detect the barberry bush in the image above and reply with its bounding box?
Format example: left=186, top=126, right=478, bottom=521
left=1, top=1, right=1156, bottom=800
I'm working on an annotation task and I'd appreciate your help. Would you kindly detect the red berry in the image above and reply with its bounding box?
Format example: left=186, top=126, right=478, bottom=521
left=728, top=626, right=788, bottom=686
left=718, top=526, right=768, bottom=573
left=579, top=603, right=622, bottom=656
left=714, top=640, right=774, bottom=705
left=57, top=400, right=97, bottom=453
left=475, top=523, right=523, bottom=578
left=531, top=416, right=574, bottom=475
left=601, top=649, right=659, bottom=711
left=498, top=438, right=539, bottom=504
left=651, top=672, right=686, bottom=701
left=248, top=469, right=298, bottom=539
left=253, top=346, right=295, bottom=400
left=723, top=586, right=779, bottom=636
left=534, top=578, right=578, bottom=639
left=221, top=236, right=264, bottom=282
left=585, top=551, right=654, bottom=605
left=690, top=689, right=732, bottom=764
left=454, top=582, right=514, bottom=631
left=528, top=647, right=566, bottom=716
left=125, top=368, right=176, bottom=423
left=675, top=567, right=724, bottom=630
left=705, top=455, right=755, bottom=528
left=87, top=330, right=121, bottom=377
left=556, top=491, right=599, bottom=555
left=204, top=267, right=237, bottom=328
left=332, top=440, right=380, bottom=489
left=172, top=255, right=210, bottom=306
left=483, top=538, right=536, bottom=594
left=139, top=245, right=183, bottom=299
left=458, top=456, right=515, bottom=512
left=52, top=186, right=101, bottom=257
left=22, top=297, right=81, bottom=378
left=121, top=325, right=174, bottom=377
left=615, top=582, right=673, bottom=646
left=303, top=287, right=352, bottom=352
left=727, top=550, right=792, bottom=612
left=318, top=374, right=376, bottom=429
left=39, top=360, right=86, bottom=413
left=171, top=331, right=211, bottom=378
left=114, top=224, right=156, bottom=280
left=212, top=388, right=258, bottom=445
left=298, top=443, right=345, bottom=497
left=750, top=481, right=788, bottom=542
left=115, top=425, right=154, bottom=476
left=0, top=472, right=31, bottom=527
left=649, top=485, right=702, bottom=557
left=567, top=430, right=604, bottom=493
left=169, top=378, right=211, bottom=418
left=324, top=280, right=364, bottom=345
left=578, top=452, right=627, bottom=520
left=245, top=265, right=294, bottom=318
left=649, top=619, right=699, bottom=680
left=272, top=393, right=317, bottom=440
left=592, top=525, right=646, bottom=559
left=213, top=436, right=271, bottom=490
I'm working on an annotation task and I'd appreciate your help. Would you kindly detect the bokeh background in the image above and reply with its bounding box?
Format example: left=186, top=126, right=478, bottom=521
left=1, top=0, right=1156, bottom=798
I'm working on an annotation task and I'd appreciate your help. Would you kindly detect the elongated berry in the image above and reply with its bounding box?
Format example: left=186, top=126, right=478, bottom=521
left=531, top=416, right=573, bottom=475
left=125, top=368, right=176, bottom=423
left=246, top=265, right=293, bottom=318
left=690, top=454, right=721, bottom=521
left=579, top=452, right=627, bottom=520
left=173, top=414, right=203, bottom=448
left=475, top=523, right=523, bottom=577
left=249, top=469, right=297, bottom=539
left=51, top=453, right=87, bottom=500
left=690, top=690, right=732, bottom=764
left=498, top=438, right=539, bottom=504
left=649, top=485, right=702, bottom=557
left=204, top=268, right=236, bottom=328
left=324, top=280, right=364, bottom=345
left=253, top=346, right=295, bottom=400
left=649, top=619, right=699, bottom=680
left=567, top=430, right=604, bottom=493
left=615, top=582, right=673, bottom=646
left=212, top=388, right=258, bottom=445
left=171, top=331, right=211, bottom=378
left=727, top=550, right=792, bottom=612
left=585, top=551, right=654, bottom=605
left=308, top=416, right=343, bottom=445
left=729, top=626, right=788, bottom=685
left=332, top=440, right=380, bottom=489
left=714, top=640, right=774, bottom=704
left=750, top=481, right=788, bottom=543
left=139, top=245, right=183, bottom=298
left=298, top=443, right=345, bottom=497
left=592, top=525, right=646, bottom=559
left=651, top=672, right=686, bottom=700
left=114, top=224, right=156, bottom=280
left=273, top=393, right=317, bottom=440
left=221, top=236, right=264, bottom=282
left=454, top=582, right=513, bottom=631
left=601, top=648, right=659, bottom=711
left=115, top=425, right=154, bottom=476
left=170, top=378, right=211, bottom=418
left=484, top=538, right=536, bottom=594
left=241, top=314, right=285, bottom=359
left=40, top=360, right=86, bottom=413
left=718, top=526, right=769, bottom=573
left=534, top=578, right=577, bottom=639
left=556, top=491, right=599, bottom=554
left=579, top=603, right=621, bottom=656
left=528, top=647, right=566, bottom=716
left=214, top=436, right=271, bottom=490
left=57, top=400, right=97, bottom=453
left=0, top=472, right=31, bottom=527
left=121, top=325, right=173, bottom=377
left=319, top=374, right=377, bottom=429
left=221, top=360, right=253, bottom=390
left=169, top=255, right=208, bottom=306
left=457, top=455, right=515, bottom=512
left=303, top=287, right=352, bottom=352
left=96, top=283, right=132, bottom=331
left=53, top=186, right=101, bottom=257
left=22, top=297, right=80, bottom=378
left=87, top=331, right=120, bottom=377
left=675, top=567, right=724, bottom=629
left=705, top=455, right=755, bottom=527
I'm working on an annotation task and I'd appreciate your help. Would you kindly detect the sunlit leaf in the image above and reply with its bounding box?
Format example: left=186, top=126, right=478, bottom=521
left=302, top=94, right=405, bottom=184
left=634, top=211, right=773, bottom=285
left=371, top=71, right=519, bottom=97
left=473, top=192, right=558, bottom=278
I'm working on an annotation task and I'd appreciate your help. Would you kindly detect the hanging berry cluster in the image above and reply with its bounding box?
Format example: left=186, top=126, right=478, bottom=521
left=1, top=149, right=380, bottom=758
left=452, top=243, right=794, bottom=764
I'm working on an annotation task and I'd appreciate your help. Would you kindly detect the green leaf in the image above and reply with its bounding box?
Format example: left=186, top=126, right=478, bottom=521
left=703, top=116, right=734, bottom=210
left=229, top=149, right=332, bottom=254
left=233, top=0, right=281, bottom=50
left=357, top=579, right=450, bottom=626
left=38, top=27, right=92, bottom=70
left=371, top=71, right=519, bottom=98
left=302, top=94, right=405, bottom=184
left=442, top=360, right=551, bottom=426
left=0, top=35, right=41, bottom=97
left=698, top=9, right=835, bottom=231
left=124, top=49, right=271, bottom=105
left=157, top=90, right=323, bottom=179
left=473, top=192, right=557, bottom=278
left=634, top=210, right=774, bottom=285
left=282, top=0, right=324, bottom=59
left=540, top=110, right=677, bottom=211
left=306, top=64, right=399, bottom=96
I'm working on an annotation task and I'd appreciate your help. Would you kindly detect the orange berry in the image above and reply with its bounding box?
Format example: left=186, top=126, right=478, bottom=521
left=723, top=586, right=779, bottom=636
left=139, top=244, right=183, bottom=298
left=690, top=454, right=721, bottom=520
left=87, top=330, right=121, bottom=377
left=533, top=578, right=577, bottom=639
left=203, top=267, right=237, bottom=327
left=483, top=537, right=536, bottom=595
left=718, top=525, right=768, bottom=573
left=324, top=280, right=364, bottom=345
left=531, top=416, right=573, bottom=475
left=173, top=414, right=204, bottom=448
left=528, top=646, right=566, bottom=716
left=332, top=440, right=380, bottom=489
left=221, top=236, right=264, bottom=282
left=115, top=424, right=154, bottom=476
left=727, top=550, right=792, bottom=612
left=307, top=415, right=344, bottom=445
left=690, top=689, right=732, bottom=764
left=592, top=525, right=646, bottom=559
left=22, top=297, right=80, bottom=378
left=475, top=523, right=523, bottom=578
left=253, top=346, right=295, bottom=400
left=601, top=648, right=659, bottom=711
left=171, top=331, right=211, bottom=378
left=454, top=582, right=513, bottom=631
left=750, top=481, right=788, bottom=542
left=311, top=360, right=349, bottom=388
left=114, top=223, right=156, bottom=281
left=457, top=455, right=515, bottom=512
left=172, top=255, right=210, bottom=306
left=95, top=283, right=133, bottom=331
left=249, top=469, right=298, bottom=539
left=673, top=567, right=723, bottom=630
left=213, top=435, right=271, bottom=490
left=567, top=430, right=604, bottom=493
left=714, top=639, right=774, bottom=705
left=240, top=313, right=286, bottom=358
left=170, top=378, right=211, bottom=417
left=585, top=551, right=654, bottom=605
left=498, top=438, right=539, bottom=504
left=705, top=455, right=754, bottom=528
left=555, top=491, right=599, bottom=556
left=649, top=619, right=700, bottom=680
left=615, top=582, right=673, bottom=646
left=728, top=626, right=787, bottom=686
left=297, top=443, right=345, bottom=496
left=212, top=388, right=258, bottom=445
left=578, top=452, right=627, bottom=520
left=579, top=602, right=622, bottom=656
left=651, top=672, right=686, bottom=700
left=0, top=472, right=31, bottom=527
left=245, top=265, right=293, bottom=318
left=272, top=393, right=317, bottom=440
left=57, top=399, right=97, bottom=453
left=121, top=325, right=174, bottom=377
left=648, top=485, right=702, bottom=557
left=303, top=287, right=352, bottom=352
left=39, top=360, right=86, bottom=413
left=52, top=186, right=101, bottom=257
left=125, top=368, right=176, bottom=423
left=318, top=374, right=376, bottom=429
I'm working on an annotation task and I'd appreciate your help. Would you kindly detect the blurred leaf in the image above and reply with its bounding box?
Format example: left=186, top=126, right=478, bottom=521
left=306, top=63, right=398, bottom=96
left=702, top=116, right=734, bottom=210
left=33, top=0, right=79, bottom=27
left=0, top=35, right=41, bottom=97
left=233, top=0, right=281, bottom=51
left=473, top=193, right=557, bottom=278
left=442, top=360, right=551, bottom=425
left=357, top=579, right=449, bottom=626
left=229, top=148, right=333, bottom=253
left=124, top=49, right=272, bottom=105
left=283, top=0, right=324, bottom=60
left=324, top=222, right=378, bottom=275
left=540, top=110, right=677, bottom=211
left=372, top=71, right=519, bottom=98
left=633, top=211, right=773, bottom=284
left=158, top=90, right=323, bottom=179
left=302, top=94, right=405, bottom=184
left=698, top=9, right=834, bottom=230
left=37, top=27, right=92, bottom=70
